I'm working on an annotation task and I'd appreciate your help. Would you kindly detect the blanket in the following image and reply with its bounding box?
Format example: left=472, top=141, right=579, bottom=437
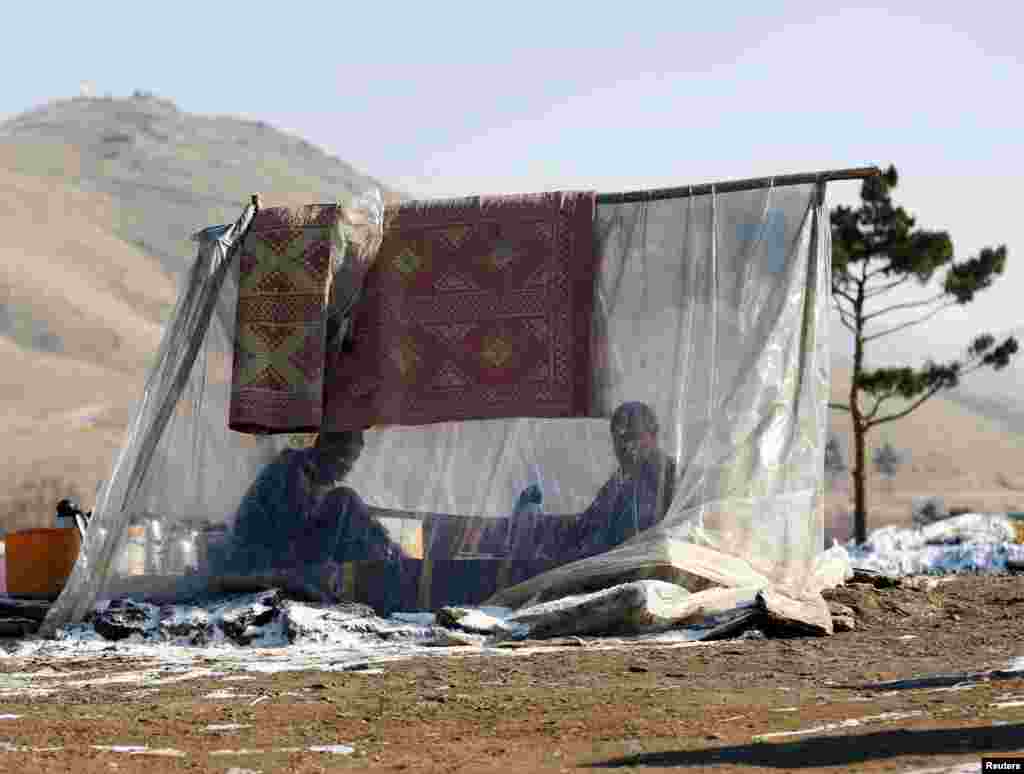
left=230, top=204, right=371, bottom=434
left=323, top=191, right=599, bottom=430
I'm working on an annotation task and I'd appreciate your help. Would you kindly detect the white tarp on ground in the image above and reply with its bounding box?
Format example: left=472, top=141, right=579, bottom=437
left=844, top=513, right=1024, bottom=576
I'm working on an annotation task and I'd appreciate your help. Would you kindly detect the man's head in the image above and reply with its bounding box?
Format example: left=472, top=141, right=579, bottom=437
left=310, top=430, right=365, bottom=485
left=610, top=402, right=659, bottom=471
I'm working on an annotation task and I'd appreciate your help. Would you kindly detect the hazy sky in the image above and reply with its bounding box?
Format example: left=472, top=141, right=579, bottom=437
left=2, top=2, right=1021, bottom=366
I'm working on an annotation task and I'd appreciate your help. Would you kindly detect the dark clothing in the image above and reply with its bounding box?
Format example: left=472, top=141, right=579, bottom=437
left=572, top=453, right=677, bottom=559
left=224, top=448, right=399, bottom=575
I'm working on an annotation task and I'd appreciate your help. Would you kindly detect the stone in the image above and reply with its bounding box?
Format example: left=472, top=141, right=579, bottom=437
left=738, top=627, right=767, bottom=640
left=426, top=626, right=483, bottom=647
left=435, top=606, right=518, bottom=636
left=218, top=591, right=282, bottom=645
left=850, top=569, right=901, bottom=588
left=159, top=605, right=214, bottom=646
left=506, top=580, right=694, bottom=639
left=756, top=589, right=833, bottom=637
left=832, top=615, right=856, bottom=632
left=902, top=576, right=940, bottom=592
left=93, top=599, right=159, bottom=641
left=503, top=582, right=770, bottom=640
left=827, top=601, right=856, bottom=618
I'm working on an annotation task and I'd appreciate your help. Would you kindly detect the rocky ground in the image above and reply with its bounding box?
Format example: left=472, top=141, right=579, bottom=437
left=0, top=575, right=1021, bottom=772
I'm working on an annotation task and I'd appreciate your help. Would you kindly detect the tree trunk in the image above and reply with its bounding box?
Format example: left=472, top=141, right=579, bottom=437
left=847, top=262, right=870, bottom=544
left=850, top=284, right=868, bottom=544
left=851, top=420, right=868, bottom=544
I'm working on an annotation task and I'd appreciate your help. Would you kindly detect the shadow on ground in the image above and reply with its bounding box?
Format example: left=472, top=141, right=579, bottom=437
left=589, top=724, right=1024, bottom=769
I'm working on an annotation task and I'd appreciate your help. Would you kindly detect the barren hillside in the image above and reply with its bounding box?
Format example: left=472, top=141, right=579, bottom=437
left=826, top=364, right=1024, bottom=542
left=0, top=95, right=396, bottom=532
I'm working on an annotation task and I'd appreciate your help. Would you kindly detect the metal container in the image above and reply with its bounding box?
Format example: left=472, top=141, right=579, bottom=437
left=6, top=528, right=81, bottom=597
left=143, top=515, right=165, bottom=575
left=163, top=523, right=199, bottom=575
left=117, top=519, right=147, bottom=576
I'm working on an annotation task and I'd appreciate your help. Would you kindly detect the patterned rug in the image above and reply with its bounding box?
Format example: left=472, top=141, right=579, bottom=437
left=230, top=204, right=354, bottom=434
left=322, top=191, right=599, bottom=430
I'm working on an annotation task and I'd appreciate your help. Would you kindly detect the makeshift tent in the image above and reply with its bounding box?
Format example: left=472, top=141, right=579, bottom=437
left=40, top=168, right=876, bottom=637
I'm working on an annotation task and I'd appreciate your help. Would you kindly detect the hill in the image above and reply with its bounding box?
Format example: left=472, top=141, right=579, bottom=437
left=1, top=94, right=396, bottom=277
left=946, top=325, right=1024, bottom=436
left=0, top=94, right=398, bottom=532
left=826, top=361, right=1024, bottom=543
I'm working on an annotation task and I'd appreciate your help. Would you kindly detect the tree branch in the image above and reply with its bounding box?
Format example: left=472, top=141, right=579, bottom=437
left=832, top=284, right=858, bottom=307
left=862, top=292, right=947, bottom=323
left=828, top=402, right=851, bottom=412
left=863, top=264, right=895, bottom=282
left=862, top=302, right=957, bottom=342
left=864, top=275, right=912, bottom=299
left=832, top=292, right=857, bottom=318
left=864, top=390, right=897, bottom=422
left=837, top=315, right=857, bottom=335
left=866, top=385, right=945, bottom=428
left=865, top=396, right=885, bottom=422
left=832, top=301, right=858, bottom=334
left=958, top=359, right=992, bottom=379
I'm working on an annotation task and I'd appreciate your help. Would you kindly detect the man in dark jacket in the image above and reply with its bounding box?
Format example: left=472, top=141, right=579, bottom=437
left=512, top=402, right=677, bottom=561
left=223, top=431, right=400, bottom=589
left=571, top=401, right=677, bottom=559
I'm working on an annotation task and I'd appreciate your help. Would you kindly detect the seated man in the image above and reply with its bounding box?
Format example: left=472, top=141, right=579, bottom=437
left=514, top=402, right=677, bottom=561
left=222, top=430, right=401, bottom=585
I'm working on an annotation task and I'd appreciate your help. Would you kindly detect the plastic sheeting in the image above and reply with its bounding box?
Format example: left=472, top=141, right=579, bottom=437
left=41, top=180, right=830, bottom=636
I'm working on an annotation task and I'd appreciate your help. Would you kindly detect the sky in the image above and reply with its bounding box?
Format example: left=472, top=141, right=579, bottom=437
left=2, top=1, right=1021, bottom=368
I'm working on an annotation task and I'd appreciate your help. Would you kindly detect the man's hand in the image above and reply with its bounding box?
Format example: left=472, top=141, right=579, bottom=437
left=514, top=484, right=543, bottom=514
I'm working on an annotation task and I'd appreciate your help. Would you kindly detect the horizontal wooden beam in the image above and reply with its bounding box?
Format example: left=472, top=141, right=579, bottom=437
left=596, top=166, right=881, bottom=204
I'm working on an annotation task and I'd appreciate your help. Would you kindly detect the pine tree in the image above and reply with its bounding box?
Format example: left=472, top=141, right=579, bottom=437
left=830, top=165, right=1018, bottom=543
left=872, top=441, right=905, bottom=493
left=824, top=434, right=847, bottom=489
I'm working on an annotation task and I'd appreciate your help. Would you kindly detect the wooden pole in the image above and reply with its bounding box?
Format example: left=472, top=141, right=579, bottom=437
left=595, top=166, right=880, bottom=204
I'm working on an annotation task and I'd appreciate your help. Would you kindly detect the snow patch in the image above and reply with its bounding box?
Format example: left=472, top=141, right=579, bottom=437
left=754, top=711, right=925, bottom=740
left=204, top=723, right=252, bottom=732
left=846, top=513, right=1024, bottom=576
left=0, top=742, right=63, bottom=752
left=92, top=745, right=187, bottom=757
left=210, top=744, right=354, bottom=756
left=308, top=744, right=354, bottom=754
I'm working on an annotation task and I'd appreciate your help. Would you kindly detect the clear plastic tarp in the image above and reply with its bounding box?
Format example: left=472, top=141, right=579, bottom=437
left=41, top=180, right=830, bottom=636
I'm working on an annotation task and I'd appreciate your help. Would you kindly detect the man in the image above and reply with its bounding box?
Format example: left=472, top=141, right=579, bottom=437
left=515, top=402, right=677, bottom=561
left=223, top=430, right=400, bottom=584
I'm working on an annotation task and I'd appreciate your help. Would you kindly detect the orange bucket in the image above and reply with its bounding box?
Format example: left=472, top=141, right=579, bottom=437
left=5, top=527, right=82, bottom=598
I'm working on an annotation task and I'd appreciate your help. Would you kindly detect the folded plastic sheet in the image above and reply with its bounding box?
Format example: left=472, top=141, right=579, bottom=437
left=41, top=181, right=830, bottom=635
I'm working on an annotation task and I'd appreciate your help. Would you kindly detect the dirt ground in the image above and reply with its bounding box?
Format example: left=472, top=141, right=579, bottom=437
left=0, top=575, right=1021, bottom=773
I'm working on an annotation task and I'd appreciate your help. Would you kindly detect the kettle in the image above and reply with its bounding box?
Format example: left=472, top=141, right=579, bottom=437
left=55, top=498, right=90, bottom=541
